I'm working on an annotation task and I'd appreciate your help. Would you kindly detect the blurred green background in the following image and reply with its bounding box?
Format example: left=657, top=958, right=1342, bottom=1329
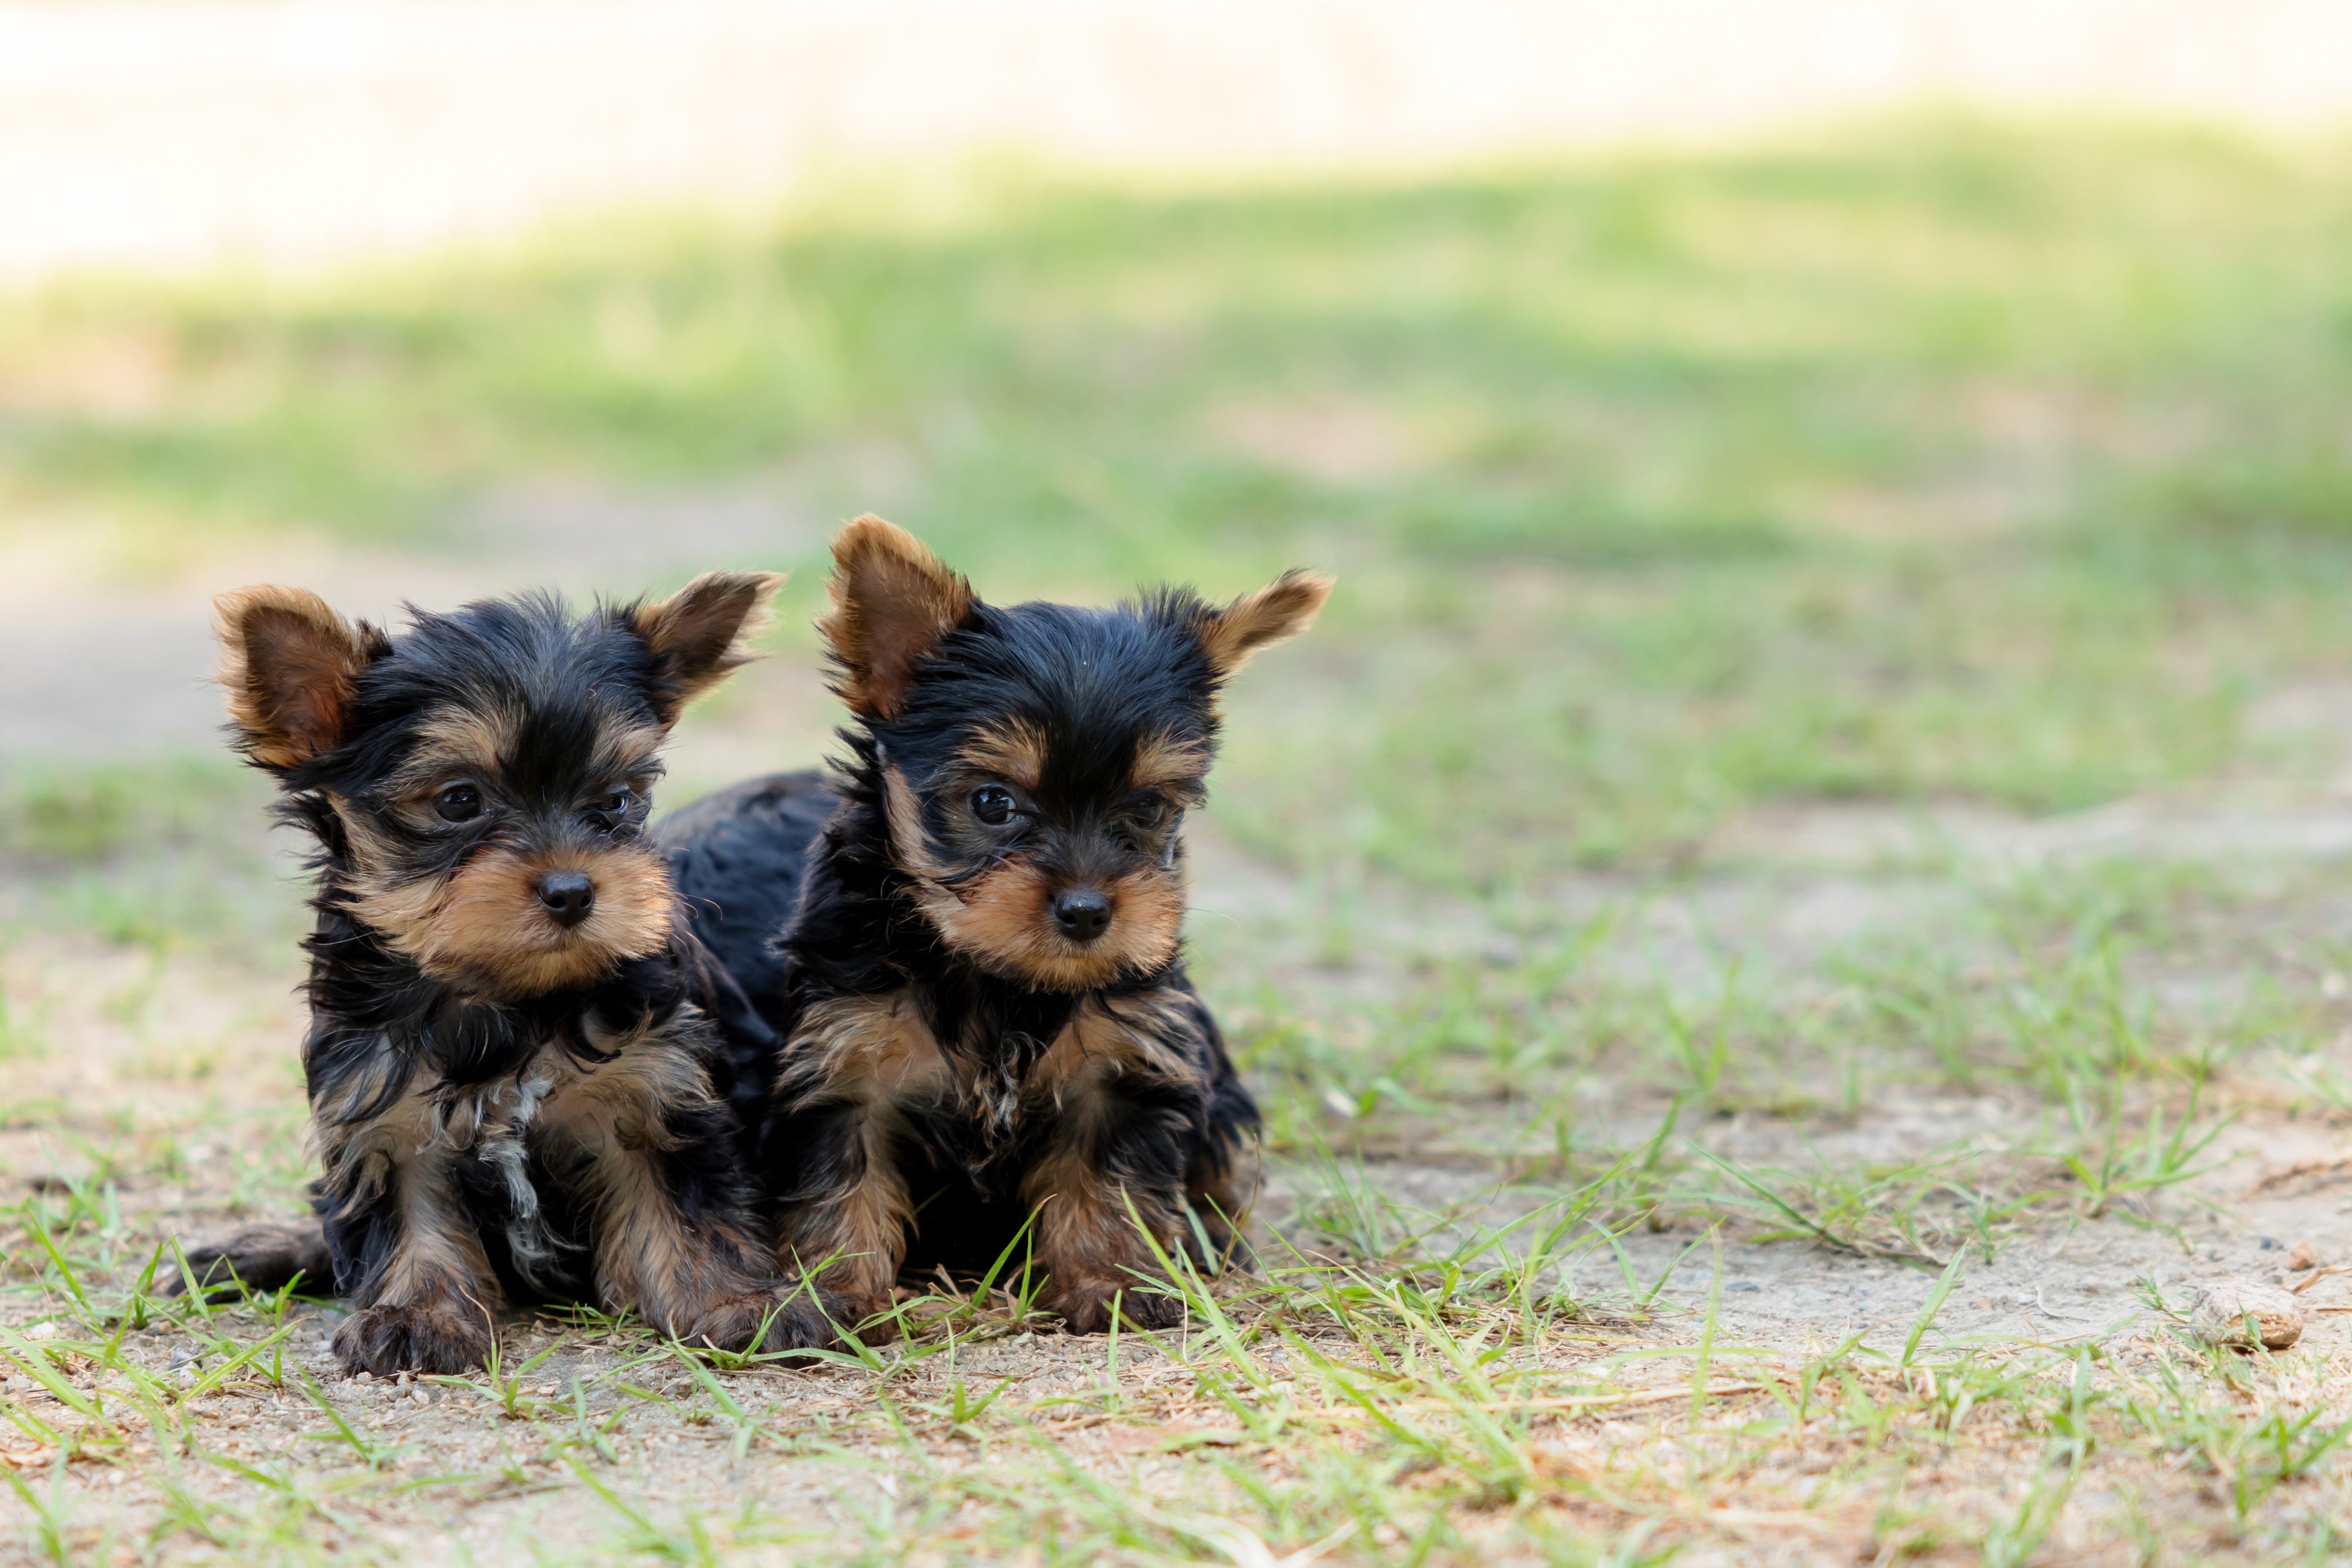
left=9, top=119, right=2352, bottom=897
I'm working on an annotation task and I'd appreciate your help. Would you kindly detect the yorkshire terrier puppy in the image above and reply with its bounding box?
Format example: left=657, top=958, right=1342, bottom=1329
left=186, top=573, right=822, bottom=1374
left=664, top=517, right=1330, bottom=1336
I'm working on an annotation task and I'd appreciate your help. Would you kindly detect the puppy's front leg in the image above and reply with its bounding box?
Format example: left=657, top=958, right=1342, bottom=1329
left=323, top=1125, right=499, bottom=1376
left=586, top=1136, right=835, bottom=1353
left=1020, top=1098, right=1193, bottom=1335
left=573, top=1043, right=837, bottom=1352
left=771, top=1097, right=915, bottom=1343
left=1184, top=1122, right=1261, bottom=1271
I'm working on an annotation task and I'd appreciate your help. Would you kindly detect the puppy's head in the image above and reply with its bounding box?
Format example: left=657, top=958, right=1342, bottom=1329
left=215, top=571, right=782, bottom=1000
left=820, top=515, right=1330, bottom=992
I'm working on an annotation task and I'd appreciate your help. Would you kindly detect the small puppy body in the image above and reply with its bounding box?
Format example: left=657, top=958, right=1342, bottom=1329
left=202, top=573, right=814, bottom=1374
left=668, top=517, right=1330, bottom=1336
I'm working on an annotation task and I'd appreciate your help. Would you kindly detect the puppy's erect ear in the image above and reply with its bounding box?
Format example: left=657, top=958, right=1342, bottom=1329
left=818, top=515, right=975, bottom=721
left=629, top=569, right=787, bottom=724
left=213, top=585, right=380, bottom=770
left=1196, top=569, right=1334, bottom=678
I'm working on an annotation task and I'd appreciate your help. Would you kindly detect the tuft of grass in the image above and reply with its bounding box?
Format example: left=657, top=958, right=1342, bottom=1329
left=11, top=1112, right=2352, bottom=1564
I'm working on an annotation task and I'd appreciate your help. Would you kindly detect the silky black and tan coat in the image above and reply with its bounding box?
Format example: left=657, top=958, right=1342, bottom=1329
left=665, top=517, right=1331, bottom=1339
left=187, top=574, right=821, bottom=1374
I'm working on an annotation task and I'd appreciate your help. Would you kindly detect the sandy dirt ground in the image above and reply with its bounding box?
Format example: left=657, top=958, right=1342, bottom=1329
left=12, top=776, right=2352, bottom=1562
left=15, top=513, right=2352, bottom=1559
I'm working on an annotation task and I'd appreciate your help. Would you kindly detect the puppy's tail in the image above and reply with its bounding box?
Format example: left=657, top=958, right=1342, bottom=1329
left=162, top=1218, right=335, bottom=1300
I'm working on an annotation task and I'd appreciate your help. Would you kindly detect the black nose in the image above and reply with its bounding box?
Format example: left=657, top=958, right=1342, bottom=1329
left=536, top=871, right=595, bottom=928
left=1051, top=887, right=1112, bottom=943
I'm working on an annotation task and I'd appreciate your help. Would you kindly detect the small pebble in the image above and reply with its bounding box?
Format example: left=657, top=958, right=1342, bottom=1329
left=24, top=1322, right=60, bottom=1342
left=409, top=1387, right=427, bottom=1405
left=2292, top=1241, right=2320, bottom=1271
left=353, top=1370, right=373, bottom=1384
left=2191, top=1278, right=2304, bottom=1350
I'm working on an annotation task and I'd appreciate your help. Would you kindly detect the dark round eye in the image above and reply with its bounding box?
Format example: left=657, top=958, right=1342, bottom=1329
left=435, top=784, right=483, bottom=824
left=970, top=785, right=1016, bottom=827
left=1128, top=795, right=1169, bottom=830
left=602, top=788, right=632, bottom=814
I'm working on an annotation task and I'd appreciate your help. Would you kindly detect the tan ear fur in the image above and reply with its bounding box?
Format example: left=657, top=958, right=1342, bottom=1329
left=1198, top=569, right=1334, bottom=677
left=212, top=585, right=374, bottom=770
left=818, top=515, right=975, bottom=720
left=629, top=569, right=787, bottom=722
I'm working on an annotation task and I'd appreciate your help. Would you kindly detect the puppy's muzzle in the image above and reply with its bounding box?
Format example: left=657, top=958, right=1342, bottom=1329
left=1051, top=886, right=1112, bottom=944
left=536, top=870, right=596, bottom=928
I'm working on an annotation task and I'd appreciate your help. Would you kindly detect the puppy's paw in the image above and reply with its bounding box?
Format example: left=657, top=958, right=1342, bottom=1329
left=675, top=1292, right=840, bottom=1355
left=1181, top=1215, right=1256, bottom=1276
left=333, top=1302, right=493, bottom=1376
left=673, top=1293, right=770, bottom=1353
left=1048, top=1276, right=1183, bottom=1335
left=166, top=1220, right=333, bottom=1299
left=826, top=1289, right=901, bottom=1347
left=771, top=1293, right=857, bottom=1353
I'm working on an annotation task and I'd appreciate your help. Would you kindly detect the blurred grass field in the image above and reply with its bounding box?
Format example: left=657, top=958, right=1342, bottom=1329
left=18, top=118, right=2352, bottom=1564
left=14, top=119, right=2352, bottom=879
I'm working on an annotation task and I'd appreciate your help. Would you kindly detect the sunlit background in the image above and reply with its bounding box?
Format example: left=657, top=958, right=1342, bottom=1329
left=12, top=1, right=2352, bottom=868
left=14, top=4, right=2352, bottom=1560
